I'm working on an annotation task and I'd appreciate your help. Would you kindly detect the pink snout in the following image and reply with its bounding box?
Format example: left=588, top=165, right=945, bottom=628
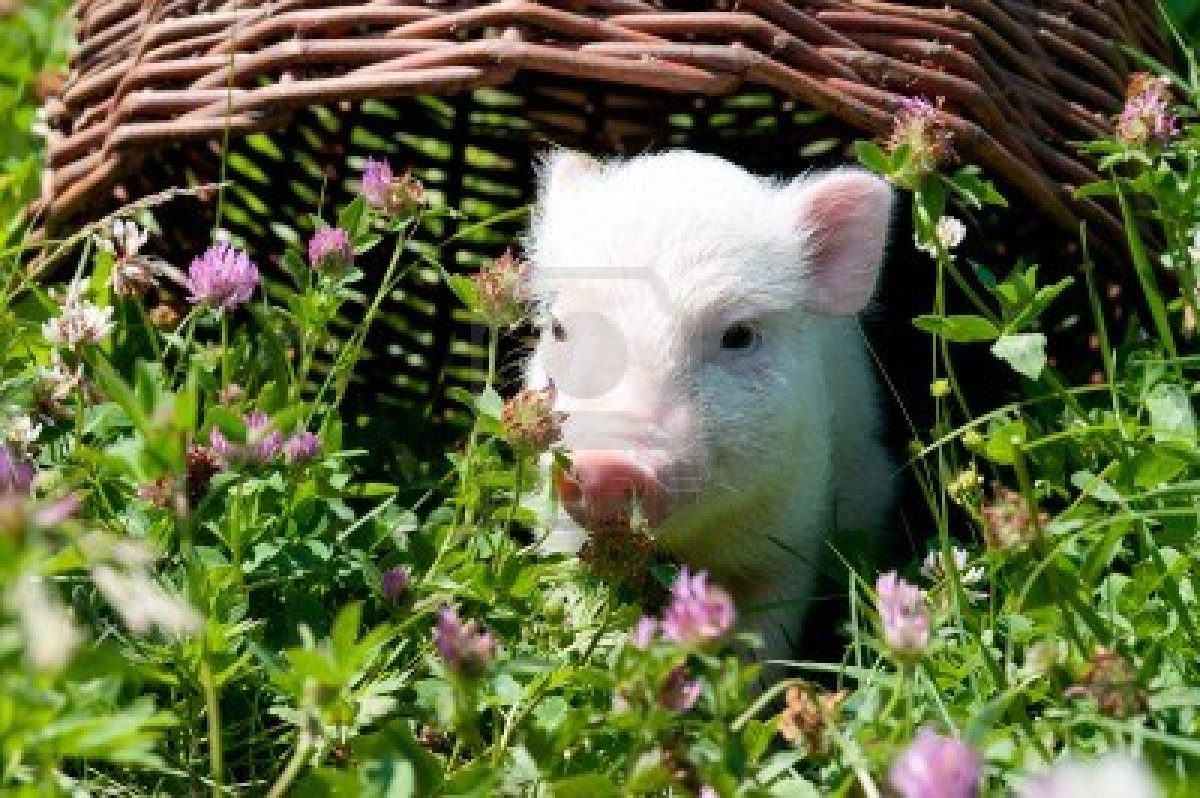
left=555, top=450, right=668, bottom=530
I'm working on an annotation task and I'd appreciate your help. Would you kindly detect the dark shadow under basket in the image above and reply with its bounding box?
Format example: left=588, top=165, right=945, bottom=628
left=38, top=0, right=1176, bottom=470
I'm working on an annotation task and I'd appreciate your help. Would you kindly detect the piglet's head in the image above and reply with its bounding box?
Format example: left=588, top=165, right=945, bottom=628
left=524, top=150, right=892, bottom=561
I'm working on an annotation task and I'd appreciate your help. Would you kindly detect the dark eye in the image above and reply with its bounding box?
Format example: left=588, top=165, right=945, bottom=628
left=721, top=321, right=762, bottom=352
left=551, top=318, right=567, bottom=342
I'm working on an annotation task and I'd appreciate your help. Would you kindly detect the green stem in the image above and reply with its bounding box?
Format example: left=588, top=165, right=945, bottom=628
left=1114, top=180, right=1179, bottom=368
left=220, top=313, right=230, bottom=390
left=199, top=653, right=223, bottom=797
left=266, top=734, right=311, bottom=798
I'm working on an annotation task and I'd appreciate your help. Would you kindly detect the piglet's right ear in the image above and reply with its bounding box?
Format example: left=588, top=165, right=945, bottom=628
left=538, top=149, right=600, bottom=201
left=785, top=168, right=893, bottom=316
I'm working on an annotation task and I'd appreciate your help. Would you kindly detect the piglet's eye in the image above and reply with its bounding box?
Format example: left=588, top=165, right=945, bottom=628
left=720, top=321, right=762, bottom=352
left=551, top=318, right=568, bottom=342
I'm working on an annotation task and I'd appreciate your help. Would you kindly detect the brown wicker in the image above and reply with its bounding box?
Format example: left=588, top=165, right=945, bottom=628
left=34, top=1, right=1176, bottom=457
left=44, top=0, right=1169, bottom=240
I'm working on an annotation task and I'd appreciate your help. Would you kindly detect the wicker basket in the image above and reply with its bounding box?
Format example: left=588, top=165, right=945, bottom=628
left=37, top=0, right=1175, bottom=462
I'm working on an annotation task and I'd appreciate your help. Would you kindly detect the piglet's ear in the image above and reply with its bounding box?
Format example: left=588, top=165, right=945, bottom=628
left=785, top=168, right=893, bottom=315
left=538, top=149, right=600, bottom=201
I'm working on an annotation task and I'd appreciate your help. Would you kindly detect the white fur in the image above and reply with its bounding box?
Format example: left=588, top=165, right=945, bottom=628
left=523, top=150, right=894, bottom=661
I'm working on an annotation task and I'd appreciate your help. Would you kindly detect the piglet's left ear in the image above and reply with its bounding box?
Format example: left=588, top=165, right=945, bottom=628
left=784, top=168, right=893, bottom=315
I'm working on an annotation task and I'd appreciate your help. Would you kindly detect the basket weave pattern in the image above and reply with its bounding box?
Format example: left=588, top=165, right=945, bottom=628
left=47, top=0, right=1167, bottom=239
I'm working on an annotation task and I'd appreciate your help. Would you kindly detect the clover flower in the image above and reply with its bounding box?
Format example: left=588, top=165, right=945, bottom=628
left=361, top=158, right=425, bottom=216
left=501, top=383, right=564, bottom=454
left=187, top=243, right=259, bottom=310
left=1064, top=645, right=1148, bottom=718
left=658, top=665, right=702, bottom=712
left=916, top=216, right=967, bottom=259
left=632, top=616, right=658, bottom=649
left=6, top=415, right=42, bottom=452
left=433, top=606, right=496, bottom=676
left=246, top=412, right=282, bottom=461
left=920, top=547, right=984, bottom=587
left=1019, top=754, right=1162, bottom=798
left=209, top=412, right=282, bottom=469
left=886, top=96, right=956, bottom=182
left=283, top=431, right=321, bottom=465
left=471, top=249, right=531, bottom=329
left=149, top=301, right=184, bottom=330
left=876, top=571, right=931, bottom=662
left=580, top=511, right=657, bottom=589
left=660, top=567, right=736, bottom=646
left=308, top=227, right=354, bottom=273
left=42, top=283, right=114, bottom=350
left=1115, top=73, right=1178, bottom=148
left=98, top=219, right=165, bottom=298
left=381, top=566, right=411, bottom=604
left=888, top=727, right=983, bottom=798
left=980, top=486, right=1046, bottom=552
left=186, top=444, right=219, bottom=505
left=777, top=683, right=848, bottom=755
left=0, top=446, right=35, bottom=494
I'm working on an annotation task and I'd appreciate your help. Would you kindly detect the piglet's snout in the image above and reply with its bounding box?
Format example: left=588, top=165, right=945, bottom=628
left=555, top=450, right=668, bottom=530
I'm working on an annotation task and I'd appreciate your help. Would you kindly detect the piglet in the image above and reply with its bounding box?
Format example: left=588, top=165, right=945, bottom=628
left=523, top=150, right=894, bottom=661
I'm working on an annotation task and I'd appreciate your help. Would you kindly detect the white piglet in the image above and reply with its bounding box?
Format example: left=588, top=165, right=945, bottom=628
left=524, top=150, right=894, bottom=661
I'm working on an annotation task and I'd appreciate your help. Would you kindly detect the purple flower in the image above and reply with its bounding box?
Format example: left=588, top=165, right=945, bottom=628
left=889, top=727, right=983, bottom=798
left=360, top=158, right=425, bottom=216
left=0, top=446, right=35, bottom=494
left=283, top=431, right=321, bottom=465
left=208, top=426, right=239, bottom=468
left=632, top=616, right=658, bottom=649
left=886, top=96, right=956, bottom=181
left=658, top=665, right=702, bottom=712
left=433, top=606, right=496, bottom=676
left=381, top=566, right=411, bottom=604
left=660, top=567, right=735, bottom=646
left=187, top=243, right=259, bottom=310
left=361, top=158, right=394, bottom=208
left=308, top=227, right=354, bottom=273
left=209, top=412, right=281, bottom=468
left=245, top=412, right=282, bottom=462
left=1116, top=74, right=1178, bottom=148
left=876, top=571, right=931, bottom=662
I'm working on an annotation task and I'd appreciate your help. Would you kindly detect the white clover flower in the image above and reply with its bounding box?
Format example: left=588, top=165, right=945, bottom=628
left=91, top=564, right=202, bottom=638
left=111, top=218, right=149, bottom=258
left=6, top=414, right=42, bottom=450
left=916, top=216, right=967, bottom=258
left=1019, top=754, right=1162, bottom=798
left=921, top=547, right=984, bottom=586
left=95, top=219, right=163, bottom=298
left=42, top=283, right=114, bottom=349
left=10, top=575, right=81, bottom=671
